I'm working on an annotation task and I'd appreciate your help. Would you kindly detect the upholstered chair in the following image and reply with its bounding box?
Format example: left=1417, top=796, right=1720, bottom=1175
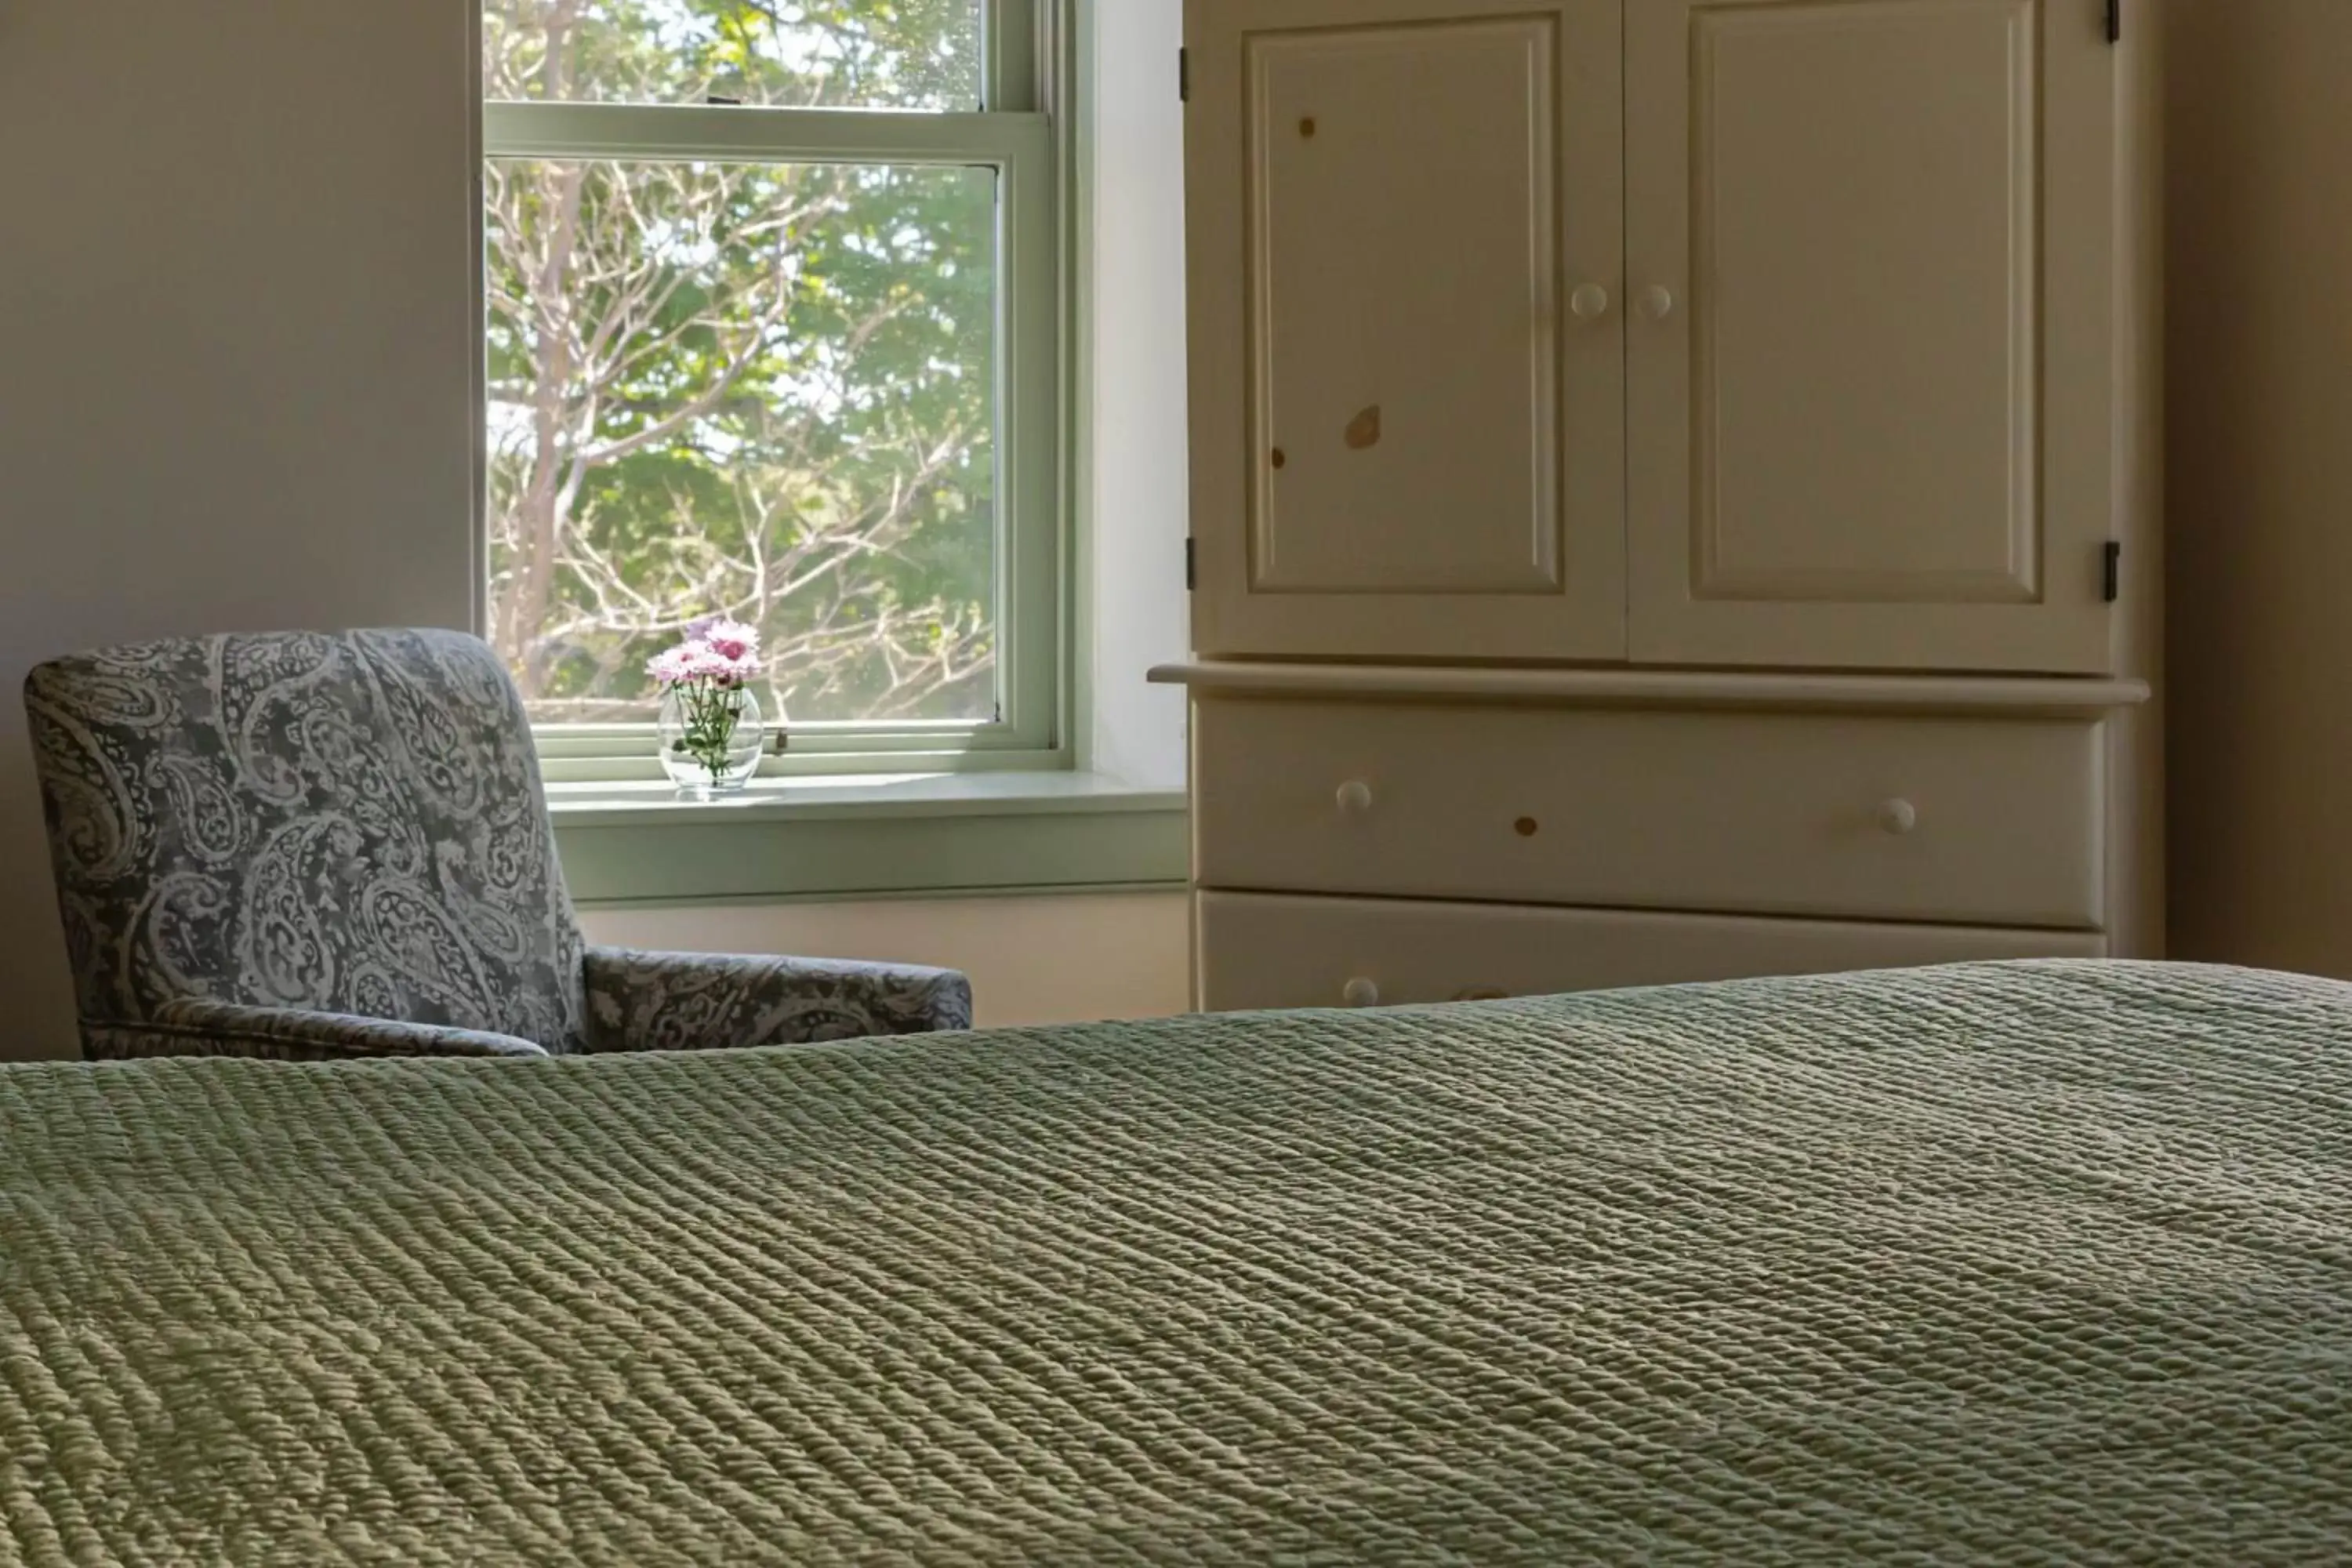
left=24, top=629, right=973, bottom=1062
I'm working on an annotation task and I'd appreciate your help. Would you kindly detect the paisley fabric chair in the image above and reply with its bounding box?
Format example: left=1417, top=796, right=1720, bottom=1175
left=24, top=629, right=974, bottom=1062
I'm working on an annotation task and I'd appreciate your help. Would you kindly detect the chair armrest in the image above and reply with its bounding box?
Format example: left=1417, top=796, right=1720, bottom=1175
left=100, top=1000, right=552, bottom=1062
left=581, top=946, right=974, bottom=1054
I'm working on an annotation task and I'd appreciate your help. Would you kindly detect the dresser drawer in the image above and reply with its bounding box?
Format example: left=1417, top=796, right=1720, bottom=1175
left=1192, top=699, right=2106, bottom=929
left=1196, top=891, right=2107, bottom=1013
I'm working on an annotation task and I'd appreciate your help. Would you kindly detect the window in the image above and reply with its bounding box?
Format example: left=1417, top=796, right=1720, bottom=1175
left=481, top=1, right=1062, bottom=775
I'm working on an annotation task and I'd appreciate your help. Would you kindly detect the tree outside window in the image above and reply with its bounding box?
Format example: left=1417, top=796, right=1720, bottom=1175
left=484, top=2, right=1025, bottom=735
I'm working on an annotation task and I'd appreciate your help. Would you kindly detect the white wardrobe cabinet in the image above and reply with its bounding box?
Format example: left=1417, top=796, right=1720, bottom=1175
left=1161, top=0, right=2158, bottom=1012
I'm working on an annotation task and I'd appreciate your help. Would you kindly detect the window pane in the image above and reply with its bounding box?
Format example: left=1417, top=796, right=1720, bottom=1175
left=485, top=158, right=999, bottom=725
left=484, top=1, right=984, bottom=111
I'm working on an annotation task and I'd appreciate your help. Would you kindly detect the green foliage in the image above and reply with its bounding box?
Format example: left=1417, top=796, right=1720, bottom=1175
left=488, top=0, right=983, bottom=110
left=484, top=0, right=999, bottom=724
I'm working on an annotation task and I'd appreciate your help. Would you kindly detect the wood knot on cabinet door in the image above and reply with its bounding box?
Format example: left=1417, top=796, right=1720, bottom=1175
left=1344, top=405, right=1381, bottom=450
left=1299, top=116, right=1316, bottom=138
left=1514, top=816, right=1540, bottom=838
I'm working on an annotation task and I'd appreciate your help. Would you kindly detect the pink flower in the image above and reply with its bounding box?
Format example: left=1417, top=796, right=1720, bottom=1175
left=645, top=646, right=695, bottom=686
left=648, top=623, right=764, bottom=690
left=698, top=619, right=762, bottom=664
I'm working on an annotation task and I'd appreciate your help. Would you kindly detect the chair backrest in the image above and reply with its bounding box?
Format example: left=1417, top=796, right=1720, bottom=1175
left=24, top=629, right=589, bottom=1053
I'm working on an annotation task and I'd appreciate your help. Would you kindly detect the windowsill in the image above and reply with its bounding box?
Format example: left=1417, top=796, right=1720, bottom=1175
left=545, top=769, right=1183, bottom=826
left=547, top=771, right=1190, bottom=909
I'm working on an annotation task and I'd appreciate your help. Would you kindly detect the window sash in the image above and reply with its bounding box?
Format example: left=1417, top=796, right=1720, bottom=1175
left=481, top=2, right=1065, bottom=781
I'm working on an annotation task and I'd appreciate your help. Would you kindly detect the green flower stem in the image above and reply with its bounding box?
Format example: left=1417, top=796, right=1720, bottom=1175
left=670, top=679, right=746, bottom=785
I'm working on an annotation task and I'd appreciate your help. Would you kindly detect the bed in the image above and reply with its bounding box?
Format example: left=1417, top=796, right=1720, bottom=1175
left=2, top=960, right=2346, bottom=1563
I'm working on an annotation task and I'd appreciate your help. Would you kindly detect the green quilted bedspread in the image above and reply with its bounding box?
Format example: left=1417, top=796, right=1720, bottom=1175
left=2, top=961, right=2347, bottom=1564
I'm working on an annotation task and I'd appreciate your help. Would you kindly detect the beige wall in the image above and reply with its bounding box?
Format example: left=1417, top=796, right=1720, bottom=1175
left=2165, top=1, right=2352, bottom=974
left=0, top=2, right=483, bottom=1061
left=581, top=893, right=1192, bottom=1030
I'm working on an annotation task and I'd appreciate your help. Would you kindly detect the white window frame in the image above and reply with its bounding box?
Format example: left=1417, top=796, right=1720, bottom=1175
left=481, top=1, right=1070, bottom=783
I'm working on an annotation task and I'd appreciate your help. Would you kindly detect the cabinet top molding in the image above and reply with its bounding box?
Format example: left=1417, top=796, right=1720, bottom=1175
left=1148, top=663, right=2152, bottom=716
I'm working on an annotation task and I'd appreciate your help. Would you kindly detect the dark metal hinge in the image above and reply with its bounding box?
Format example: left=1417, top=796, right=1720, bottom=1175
left=2103, top=541, right=2123, bottom=604
left=1185, top=538, right=1197, bottom=591
left=2107, top=0, right=2122, bottom=44
left=1179, top=47, right=1189, bottom=102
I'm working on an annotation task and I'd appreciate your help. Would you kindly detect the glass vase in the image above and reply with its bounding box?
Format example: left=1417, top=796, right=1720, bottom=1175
left=657, top=683, right=768, bottom=797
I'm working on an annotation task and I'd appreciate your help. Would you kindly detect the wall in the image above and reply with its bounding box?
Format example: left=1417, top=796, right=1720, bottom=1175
left=1083, top=0, right=1192, bottom=789
left=2165, top=1, right=2352, bottom=974
left=0, top=2, right=482, bottom=1062
left=582, top=891, right=1191, bottom=1029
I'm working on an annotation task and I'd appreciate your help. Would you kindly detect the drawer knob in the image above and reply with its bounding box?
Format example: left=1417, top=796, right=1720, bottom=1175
left=1335, top=779, right=1375, bottom=815
left=1341, top=977, right=1381, bottom=1008
left=1638, top=285, right=1676, bottom=321
left=1570, top=283, right=1611, bottom=321
left=1878, top=798, right=1920, bottom=836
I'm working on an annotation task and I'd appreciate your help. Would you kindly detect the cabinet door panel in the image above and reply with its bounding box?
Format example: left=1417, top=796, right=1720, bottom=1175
left=1250, top=20, right=1562, bottom=596
left=1628, top=0, right=2120, bottom=672
left=1188, top=0, right=1625, bottom=660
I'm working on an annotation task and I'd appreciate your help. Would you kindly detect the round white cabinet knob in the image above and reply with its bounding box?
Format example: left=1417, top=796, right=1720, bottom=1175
left=1638, top=285, right=1676, bottom=321
left=1335, top=779, right=1374, bottom=815
left=1878, top=798, right=1920, bottom=836
left=1341, top=977, right=1381, bottom=1008
left=1570, top=284, right=1611, bottom=321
